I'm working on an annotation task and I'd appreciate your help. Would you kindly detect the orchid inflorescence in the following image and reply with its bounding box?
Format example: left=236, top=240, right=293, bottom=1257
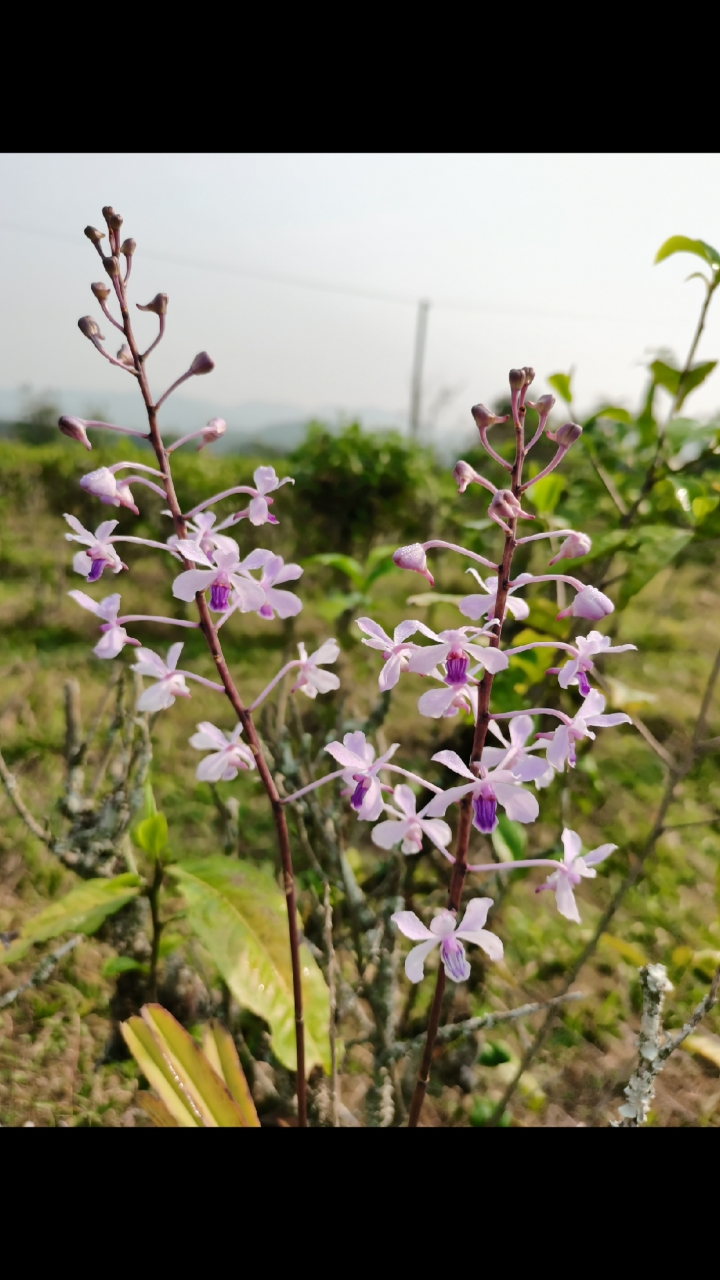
left=61, top=210, right=635, bottom=1126
left=278, top=365, right=636, bottom=1121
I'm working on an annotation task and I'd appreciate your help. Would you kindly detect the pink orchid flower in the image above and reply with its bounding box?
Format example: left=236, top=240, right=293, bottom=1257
left=64, top=515, right=127, bottom=582
left=426, top=751, right=540, bottom=833
left=371, top=784, right=452, bottom=857
left=172, top=537, right=266, bottom=614
left=79, top=466, right=139, bottom=514
left=237, top=466, right=294, bottom=526
left=166, top=512, right=228, bottom=559
left=548, top=531, right=592, bottom=566
left=535, top=828, right=617, bottom=923
left=458, top=570, right=534, bottom=623
left=418, top=675, right=480, bottom=720
left=132, top=643, right=191, bottom=712
left=557, top=585, right=614, bottom=621
left=482, top=715, right=554, bottom=787
left=234, top=549, right=304, bottom=620
left=549, top=631, right=637, bottom=696
left=68, top=590, right=139, bottom=659
left=391, top=899, right=503, bottom=983
left=356, top=617, right=423, bottom=690
left=188, top=722, right=256, bottom=781
left=543, top=689, right=631, bottom=770
left=324, top=730, right=400, bottom=822
left=406, top=625, right=509, bottom=682
left=291, top=640, right=341, bottom=698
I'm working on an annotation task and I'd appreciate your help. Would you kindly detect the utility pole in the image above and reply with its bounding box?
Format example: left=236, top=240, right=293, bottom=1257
left=409, top=299, right=430, bottom=437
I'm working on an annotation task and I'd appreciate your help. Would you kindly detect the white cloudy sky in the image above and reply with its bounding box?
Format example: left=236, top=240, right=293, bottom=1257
left=1, top=153, right=720, bottom=437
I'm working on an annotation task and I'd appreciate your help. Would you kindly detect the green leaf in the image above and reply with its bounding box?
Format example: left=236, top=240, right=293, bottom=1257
left=491, top=814, right=527, bottom=863
left=600, top=933, right=647, bottom=967
left=617, top=526, right=694, bottom=607
left=525, top=472, right=565, bottom=514
left=547, top=372, right=573, bottom=405
left=202, top=1020, right=259, bottom=1127
left=1, top=874, right=142, bottom=966
left=134, top=812, right=169, bottom=859
left=651, top=358, right=717, bottom=408
left=364, top=556, right=396, bottom=590
left=101, top=955, right=148, bottom=978
left=593, top=405, right=634, bottom=426
left=314, top=592, right=365, bottom=622
left=405, top=592, right=467, bottom=607
left=121, top=1004, right=248, bottom=1127
left=168, top=858, right=331, bottom=1074
left=654, top=235, right=720, bottom=269
left=303, top=553, right=366, bottom=590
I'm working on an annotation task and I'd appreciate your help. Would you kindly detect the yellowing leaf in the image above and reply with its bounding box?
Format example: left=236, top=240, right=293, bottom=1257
left=405, top=592, right=466, bottom=607
left=600, top=933, right=647, bottom=967
left=121, top=1016, right=201, bottom=1127
left=137, top=1092, right=179, bottom=1127
left=168, top=858, right=331, bottom=1073
left=1, top=874, right=142, bottom=966
left=140, top=1005, right=247, bottom=1127
left=202, top=1020, right=259, bottom=1127
left=682, top=1034, right=720, bottom=1071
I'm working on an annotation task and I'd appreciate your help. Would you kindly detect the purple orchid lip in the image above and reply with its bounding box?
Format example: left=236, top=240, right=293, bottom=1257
left=577, top=671, right=591, bottom=696
left=209, top=582, right=231, bottom=612
left=350, top=774, right=370, bottom=810
left=440, top=935, right=468, bottom=981
left=472, top=792, right=498, bottom=833
left=445, top=652, right=469, bottom=685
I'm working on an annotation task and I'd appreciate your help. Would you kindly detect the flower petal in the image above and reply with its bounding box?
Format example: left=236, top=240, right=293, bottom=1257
left=379, top=652, right=403, bottom=691
left=172, top=568, right=217, bottom=602
left=406, top=643, right=450, bottom=675
left=457, top=896, right=492, bottom=933
left=263, top=586, right=303, bottom=618
left=324, top=742, right=365, bottom=769
left=137, top=682, right=177, bottom=712
left=506, top=596, right=530, bottom=620
left=404, top=938, right=439, bottom=983
left=174, top=539, right=215, bottom=568
left=309, top=639, right=340, bottom=666
left=492, top=781, right=539, bottom=824
left=424, top=783, right=475, bottom=817
left=196, top=751, right=234, bottom=782
left=583, top=842, right=617, bottom=867
left=463, top=644, right=508, bottom=673
left=392, top=785, right=417, bottom=817
left=228, top=576, right=267, bottom=612
left=418, top=817, right=452, bottom=852
left=132, top=647, right=168, bottom=678
left=458, top=594, right=490, bottom=621
left=166, top=642, right=184, bottom=671
left=555, top=875, right=581, bottom=923
left=508, top=715, right=533, bottom=748
left=586, top=713, right=632, bottom=728
left=431, top=749, right=475, bottom=780
left=546, top=725, right=570, bottom=771
left=561, top=828, right=582, bottom=864
left=248, top=495, right=270, bottom=525
left=371, top=818, right=407, bottom=850
left=391, top=910, right=433, bottom=941
left=189, top=722, right=228, bottom=750
left=417, top=686, right=459, bottom=717
left=457, top=928, right=503, bottom=962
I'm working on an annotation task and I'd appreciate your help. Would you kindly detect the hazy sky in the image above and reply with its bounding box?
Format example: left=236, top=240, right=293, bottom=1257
left=2, top=153, right=720, bottom=436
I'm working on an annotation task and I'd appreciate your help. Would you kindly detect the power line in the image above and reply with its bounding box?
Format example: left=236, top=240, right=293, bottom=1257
left=0, top=216, right=636, bottom=326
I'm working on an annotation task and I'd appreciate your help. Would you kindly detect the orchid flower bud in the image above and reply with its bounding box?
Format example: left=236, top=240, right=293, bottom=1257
left=78, top=316, right=104, bottom=340
left=529, top=393, right=555, bottom=417
left=84, top=226, right=105, bottom=245
left=117, top=344, right=134, bottom=366
left=522, top=367, right=535, bottom=387
left=190, top=351, right=215, bottom=375
left=107, top=212, right=123, bottom=233
left=137, top=293, right=168, bottom=316
left=120, top=238, right=136, bottom=258
left=557, top=585, right=613, bottom=621
left=489, top=489, right=532, bottom=522
left=91, top=281, right=111, bottom=302
left=471, top=403, right=509, bottom=430
left=196, top=418, right=227, bottom=451
left=58, top=415, right=91, bottom=450
left=508, top=369, right=525, bottom=390
left=547, top=421, right=582, bottom=447
left=548, top=532, right=592, bottom=566
left=452, top=460, right=484, bottom=493
left=103, top=255, right=120, bottom=277
left=102, top=206, right=116, bottom=222
left=392, top=543, right=434, bottom=586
